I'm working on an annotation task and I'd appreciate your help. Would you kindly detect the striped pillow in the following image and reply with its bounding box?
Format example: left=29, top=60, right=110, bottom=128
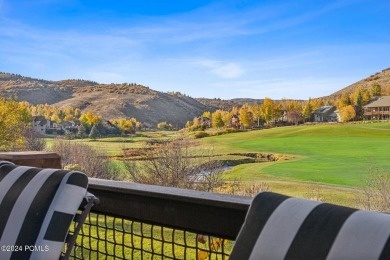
left=230, top=192, right=390, bottom=260
left=0, top=161, right=88, bottom=260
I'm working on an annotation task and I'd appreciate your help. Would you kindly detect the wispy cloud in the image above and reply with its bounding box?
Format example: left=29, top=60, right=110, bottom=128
left=0, top=0, right=355, bottom=58
left=191, top=59, right=244, bottom=79
left=0, top=0, right=388, bottom=99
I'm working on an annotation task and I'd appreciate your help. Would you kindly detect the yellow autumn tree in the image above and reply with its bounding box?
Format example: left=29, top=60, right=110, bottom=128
left=111, top=118, right=135, bottom=134
left=339, top=105, right=356, bottom=122
left=202, top=111, right=211, bottom=119
left=239, top=107, right=253, bottom=129
left=0, top=97, right=31, bottom=151
left=261, top=98, right=280, bottom=125
left=79, top=111, right=103, bottom=126
left=250, top=103, right=262, bottom=126
left=211, top=110, right=224, bottom=129
left=221, top=110, right=232, bottom=127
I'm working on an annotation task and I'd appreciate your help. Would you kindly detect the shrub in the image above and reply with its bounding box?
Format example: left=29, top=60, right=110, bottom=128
left=355, top=166, right=390, bottom=212
left=194, top=131, right=209, bottom=138
left=157, top=121, right=174, bottom=130
left=50, top=139, right=120, bottom=180
left=122, top=137, right=224, bottom=191
left=24, top=128, right=46, bottom=151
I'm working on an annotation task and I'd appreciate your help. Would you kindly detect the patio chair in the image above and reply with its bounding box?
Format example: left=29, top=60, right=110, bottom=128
left=230, top=192, right=390, bottom=260
left=0, top=160, right=99, bottom=260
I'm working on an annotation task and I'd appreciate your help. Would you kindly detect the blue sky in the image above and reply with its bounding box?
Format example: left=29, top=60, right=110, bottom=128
left=0, top=0, right=389, bottom=99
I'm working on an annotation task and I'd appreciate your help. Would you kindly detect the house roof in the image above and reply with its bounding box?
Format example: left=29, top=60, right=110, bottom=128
left=61, top=121, right=73, bottom=127
left=313, top=106, right=335, bottom=114
left=364, top=96, right=390, bottom=108
left=32, top=116, right=48, bottom=126
left=33, top=116, right=46, bottom=122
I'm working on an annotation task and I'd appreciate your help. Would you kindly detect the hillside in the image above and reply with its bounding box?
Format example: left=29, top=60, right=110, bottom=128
left=330, top=67, right=390, bottom=97
left=195, top=98, right=240, bottom=111
left=2, top=67, right=390, bottom=126
left=195, top=98, right=265, bottom=111
left=0, top=72, right=214, bottom=127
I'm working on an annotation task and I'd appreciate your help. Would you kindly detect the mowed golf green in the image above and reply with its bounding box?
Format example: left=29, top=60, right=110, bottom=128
left=202, top=123, right=390, bottom=188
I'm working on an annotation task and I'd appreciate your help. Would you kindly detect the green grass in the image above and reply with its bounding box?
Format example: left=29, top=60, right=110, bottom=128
left=72, top=214, right=232, bottom=259
left=46, top=131, right=178, bottom=156
left=46, top=124, right=390, bottom=196
left=203, top=123, right=390, bottom=188
left=47, top=124, right=390, bottom=189
left=352, top=122, right=390, bottom=129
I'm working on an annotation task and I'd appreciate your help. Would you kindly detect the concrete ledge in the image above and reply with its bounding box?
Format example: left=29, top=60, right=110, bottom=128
left=0, top=151, right=62, bottom=169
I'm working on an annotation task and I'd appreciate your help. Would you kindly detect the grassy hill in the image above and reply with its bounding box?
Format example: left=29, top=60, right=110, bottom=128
left=202, top=123, right=390, bottom=188
left=195, top=98, right=265, bottom=110
left=0, top=72, right=214, bottom=127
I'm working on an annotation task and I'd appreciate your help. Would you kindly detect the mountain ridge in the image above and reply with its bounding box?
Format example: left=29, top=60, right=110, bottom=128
left=0, top=72, right=215, bottom=127
left=1, top=67, right=390, bottom=126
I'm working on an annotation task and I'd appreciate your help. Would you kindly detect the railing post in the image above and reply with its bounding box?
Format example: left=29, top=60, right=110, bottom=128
left=0, top=151, right=62, bottom=168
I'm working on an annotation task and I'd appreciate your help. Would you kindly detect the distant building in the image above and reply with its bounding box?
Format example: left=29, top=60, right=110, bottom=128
left=32, top=116, right=79, bottom=134
left=61, top=120, right=78, bottom=131
left=364, top=96, right=390, bottom=120
left=196, top=116, right=212, bottom=128
left=32, top=116, right=51, bottom=134
left=231, top=114, right=240, bottom=128
left=313, top=106, right=339, bottom=122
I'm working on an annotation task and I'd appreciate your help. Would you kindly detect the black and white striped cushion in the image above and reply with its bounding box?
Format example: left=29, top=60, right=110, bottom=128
left=0, top=161, right=88, bottom=260
left=230, top=192, right=390, bottom=260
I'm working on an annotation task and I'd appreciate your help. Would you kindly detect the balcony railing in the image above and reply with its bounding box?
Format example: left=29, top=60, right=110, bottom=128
left=363, top=111, right=390, bottom=115
left=0, top=151, right=251, bottom=259
left=70, top=178, right=251, bottom=259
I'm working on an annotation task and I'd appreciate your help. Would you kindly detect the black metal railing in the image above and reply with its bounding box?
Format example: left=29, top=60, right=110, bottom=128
left=71, top=179, right=251, bottom=259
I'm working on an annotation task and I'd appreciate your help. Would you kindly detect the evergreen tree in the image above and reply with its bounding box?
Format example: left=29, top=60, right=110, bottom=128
left=356, top=91, right=363, bottom=119
left=77, top=124, right=86, bottom=138
left=89, top=124, right=99, bottom=140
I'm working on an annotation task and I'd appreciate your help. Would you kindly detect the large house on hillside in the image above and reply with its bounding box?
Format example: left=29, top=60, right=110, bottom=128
left=313, top=106, right=339, bottom=122
left=363, top=96, right=390, bottom=120
left=33, top=116, right=55, bottom=134
left=32, top=116, right=79, bottom=134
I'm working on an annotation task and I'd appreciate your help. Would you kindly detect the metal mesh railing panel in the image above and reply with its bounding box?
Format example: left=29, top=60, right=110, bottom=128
left=69, top=213, right=233, bottom=259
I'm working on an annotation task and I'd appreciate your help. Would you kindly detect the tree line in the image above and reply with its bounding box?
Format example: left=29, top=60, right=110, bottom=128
left=0, top=82, right=384, bottom=150
left=184, top=83, right=384, bottom=131
left=0, top=98, right=145, bottom=151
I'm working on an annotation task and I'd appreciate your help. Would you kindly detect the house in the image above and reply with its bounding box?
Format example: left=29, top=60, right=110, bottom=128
left=313, top=106, right=339, bottom=122
left=231, top=114, right=240, bottom=128
left=32, top=116, right=51, bottom=134
left=32, top=116, right=79, bottom=134
left=363, top=96, right=390, bottom=120
left=61, top=120, right=78, bottom=132
left=197, top=116, right=212, bottom=128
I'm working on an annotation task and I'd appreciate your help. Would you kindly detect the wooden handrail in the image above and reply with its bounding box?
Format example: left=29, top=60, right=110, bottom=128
left=87, top=178, right=251, bottom=240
